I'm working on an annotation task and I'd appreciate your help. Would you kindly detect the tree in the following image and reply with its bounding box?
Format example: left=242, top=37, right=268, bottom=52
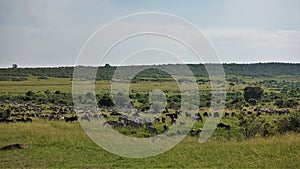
left=98, top=94, right=114, bottom=107
left=26, top=91, right=35, bottom=97
left=243, top=86, right=264, bottom=102
left=12, top=64, right=18, bottom=69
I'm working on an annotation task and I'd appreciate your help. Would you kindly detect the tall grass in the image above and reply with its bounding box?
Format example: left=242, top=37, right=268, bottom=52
left=0, top=120, right=299, bottom=168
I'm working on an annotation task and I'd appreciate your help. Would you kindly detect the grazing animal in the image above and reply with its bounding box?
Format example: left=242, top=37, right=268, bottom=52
left=166, top=113, right=176, bottom=123
left=217, top=123, right=231, bottom=130
left=101, top=113, right=108, bottom=118
left=144, top=121, right=153, bottom=128
left=0, top=144, right=28, bottom=151
left=163, top=124, right=169, bottom=132
left=192, top=115, right=203, bottom=122
left=146, top=126, right=158, bottom=134
left=256, top=111, right=262, bottom=117
left=161, top=117, right=166, bottom=123
left=189, top=128, right=202, bottom=136
left=231, top=112, right=236, bottom=117
left=203, top=112, right=208, bottom=117
left=224, top=112, right=229, bottom=117
left=26, top=117, right=32, bottom=123
left=124, top=120, right=142, bottom=128
left=171, top=119, right=176, bottom=125
left=110, top=111, right=121, bottom=116
left=1, top=118, right=14, bottom=123
left=65, top=116, right=78, bottom=122
left=103, top=120, right=124, bottom=128
left=16, top=117, right=26, bottom=122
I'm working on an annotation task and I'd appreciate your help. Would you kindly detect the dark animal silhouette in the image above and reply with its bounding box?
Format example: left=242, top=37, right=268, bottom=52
left=0, top=144, right=28, bottom=151
left=217, top=123, right=231, bottom=130
left=65, top=116, right=78, bottom=122
left=224, top=112, right=229, bottom=117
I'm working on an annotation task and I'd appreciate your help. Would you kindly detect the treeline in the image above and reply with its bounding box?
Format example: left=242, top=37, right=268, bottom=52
left=0, top=63, right=299, bottom=81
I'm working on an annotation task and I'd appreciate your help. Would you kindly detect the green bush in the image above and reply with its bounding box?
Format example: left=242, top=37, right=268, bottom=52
left=277, top=112, right=300, bottom=133
left=238, top=112, right=265, bottom=139
left=274, top=99, right=299, bottom=108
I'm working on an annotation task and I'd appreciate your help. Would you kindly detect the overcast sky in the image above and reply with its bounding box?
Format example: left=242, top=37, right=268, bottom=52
left=0, top=0, right=299, bottom=67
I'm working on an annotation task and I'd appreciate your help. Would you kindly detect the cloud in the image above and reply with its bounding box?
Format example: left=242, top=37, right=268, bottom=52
left=0, top=0, right=299, bottom=66
left=203, top=28, right=300, bottom=62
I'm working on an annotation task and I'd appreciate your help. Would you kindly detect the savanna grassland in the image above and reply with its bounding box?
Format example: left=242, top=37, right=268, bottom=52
left=0, top=63, right=300, bottom=168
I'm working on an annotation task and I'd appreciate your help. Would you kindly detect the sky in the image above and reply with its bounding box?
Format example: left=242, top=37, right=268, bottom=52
left=0, top=0, right=299, bottom=67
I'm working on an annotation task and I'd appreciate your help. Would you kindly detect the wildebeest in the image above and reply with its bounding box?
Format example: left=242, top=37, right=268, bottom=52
left=0, top=118, right=14, bottom=123
left=163, top=124, right=169, bottom=132
left=171, top=119, right=176, bottom=125
left=110, top=111, right=121, bottom=116
left=161, top=116, right=166, bottom=123
left=189, top=128, right=202, bottom=136
left=166, top=113, right=177, bottom=120
left=0, top=143, right=28, bottom=151
left=256, top=111, right=262, bottom=117
left=16, top=117, right=26, bottom=122
left=103, top=120, right=124, bottom=128
left=203, top=112, right=208, bottom=117
left=146, top=126, right=158, bottom=134
left=26, top=117, right=32, bottom=123
left=123, top=119, right=142, bottom=128
left=192, top=114, right=203, bottom=122
left=101, top=113, right=108, bottom=118
left=224, top=112, right=229, bottom=117
left=231, top=112, right=236, bottom=117
left=217, top=123, right=230, bottom=130
left=65, top=116, right=78, bottom=122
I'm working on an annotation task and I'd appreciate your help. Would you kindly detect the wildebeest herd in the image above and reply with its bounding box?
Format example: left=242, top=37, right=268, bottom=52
left=0, top=102, right=293, bottom=137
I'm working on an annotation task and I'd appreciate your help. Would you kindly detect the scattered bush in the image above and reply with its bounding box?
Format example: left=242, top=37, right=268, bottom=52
left=277, top=112, right=300, bottom=133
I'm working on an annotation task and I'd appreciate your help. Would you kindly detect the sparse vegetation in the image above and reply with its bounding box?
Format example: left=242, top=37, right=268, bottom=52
left=0, top=63, right=299, bottom=168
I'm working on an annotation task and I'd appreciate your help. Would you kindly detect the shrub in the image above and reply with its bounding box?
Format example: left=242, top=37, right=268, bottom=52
left=274, top=99, right=299, bottom=108
left=244, top=86, right=264, bottom=102
left=277, top=112, right=300, bottom=133
left=238, top=112, right=265, bottom=139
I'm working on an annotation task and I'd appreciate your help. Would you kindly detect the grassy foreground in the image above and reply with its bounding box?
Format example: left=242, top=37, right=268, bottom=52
left=0, top=120, right=299, bottom=169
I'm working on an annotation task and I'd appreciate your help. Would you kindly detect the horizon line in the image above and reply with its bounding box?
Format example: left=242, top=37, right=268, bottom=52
left=1, top=61, right=300, bottom=69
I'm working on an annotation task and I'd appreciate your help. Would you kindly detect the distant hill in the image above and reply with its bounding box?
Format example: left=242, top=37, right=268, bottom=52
left=0, top=63, right=299, bottom=81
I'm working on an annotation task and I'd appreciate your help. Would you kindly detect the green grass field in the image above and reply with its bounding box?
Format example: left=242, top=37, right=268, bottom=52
left=0, top=119, right=299, bottom=169
left=0, top=75, right=299, bottom=168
